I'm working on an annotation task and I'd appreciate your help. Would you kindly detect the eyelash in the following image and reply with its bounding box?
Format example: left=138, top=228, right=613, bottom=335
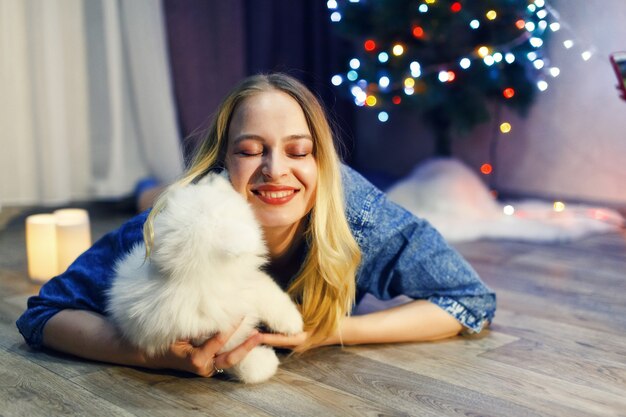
left=235, top=151, right=310, bottom=158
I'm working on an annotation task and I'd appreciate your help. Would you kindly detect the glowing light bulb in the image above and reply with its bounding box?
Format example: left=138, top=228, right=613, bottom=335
left=500, top=122, right=512, bottom=133
left=480, top=164, right=493, bottom=175
left=327, top=0, right=338, bottom=9
left=538, top=20, right=548, bottom=30
left=515, top=19, right=526, bottom=30
left=412, top=26, right=425, bottom=38
left=483, top=55, right=495, bottom=66
left=530, top=37, right=544, bottom=48
left=503, top=88, right=515, bottom=99
left=364, top=40, right=376, bottom=51
left=365, top=95, right=377, bottom=106
left=493, top=53, right=503, bottom=63
left=349, top=58, right=360, bottom=69
left=438, top=71, right=450, bottom=82
left=451, top=2, right=461, bottom=13
left=527, top=52, right=538, bottom=61
left=503, top=205, right=515, bottom=216
left=425, top=0, right=436, bottom=4
left=378, top=52, right=389, bottom=63
left=460, top=58, right=471, bottom=69
left=549, top=67, right=560, bottom=77
left=379, top=76, right=390, bottom=88
left=404, top=77, right=415, bottom=88
left=447, top=71, right=456, bottom=82
left=330, top=12, right=341, bottom=22
left=486, top=10, right=497, bottom=20
left=537, top=80, right=548, bottom=91
left=410, top=61, right=421, bottom=77
left=392, top=44, right=405, bottom=56
left=347, top=70, right=358, bottom=81
left=581, top=50, right=593, bottom=61
left=563, top=40, right=574, bottom=49
left=550, top=22, right=561, bottom=32
left=331, top=75, right=343, bottom=86
left=478, top=46, right=490, bottom=58
left=505, top=53, right=516, bottom=63
left=553, top=201, right=565, bottom=212
left=378, top=111, right=389, bottom=122
left=535, top=0, right=545, bottom=7
left=404, top=87, right=415, bottom=95
left=470, top=20, right=480, bottom=29
left=525, top=22, right=536, bottom=32
left=537, top=10, right=548, bottom=19
left=527, top=4, right=536, bottom=12
left=419, top=4, right=428, bottom=13
left=533, top=59, right=545, bottom=69
left=392, top=96, right=401, bottom=105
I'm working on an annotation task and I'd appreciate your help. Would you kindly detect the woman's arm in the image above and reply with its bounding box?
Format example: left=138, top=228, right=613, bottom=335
left=43, top=310, right=262, bottom=376
left=261, top=300, right=463, bottom=349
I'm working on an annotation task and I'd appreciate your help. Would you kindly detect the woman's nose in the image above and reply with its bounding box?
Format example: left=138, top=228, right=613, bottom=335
left=261, top=152, right=288, bottom=178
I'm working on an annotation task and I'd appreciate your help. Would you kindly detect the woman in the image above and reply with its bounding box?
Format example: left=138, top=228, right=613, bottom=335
left=17, top=73, right=496, bottom=377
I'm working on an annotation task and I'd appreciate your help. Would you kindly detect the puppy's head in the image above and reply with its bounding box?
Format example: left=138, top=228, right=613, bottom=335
left=151, top=173, right=267, bottom=275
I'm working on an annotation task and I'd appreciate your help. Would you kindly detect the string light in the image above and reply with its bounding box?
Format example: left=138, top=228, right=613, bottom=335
left=330, top=12, right=342, bottom=22
left=378, top=52, right=389, bottom=63
left=460, top=58, right=471, bottom=69
left=418, top=4, right=428, bottom=13
left=392, top=44, right=405, bottom=56
left=349, top=58, right=360, bottom=69
left=500, top=122, right=512, bottom=133
left=451, top=2, right=462, bottom=13
left=331, top=75, right=343, bottom=86
left=378, top=111, right=389, bottom=122
left=364, top=40, right=376, bottom=51
left=553, top=201, right=566, bottom=212
left=481, top=164, right=493, bottom=175
left=503, top=88, right=515, bottom=98
left=470, top=20, right=480, bottom=29
left=412, top=26, right=425, bottom=38
left=503, top=205, right=515, bottom=215
left=486, top=10, right=497, bottom=20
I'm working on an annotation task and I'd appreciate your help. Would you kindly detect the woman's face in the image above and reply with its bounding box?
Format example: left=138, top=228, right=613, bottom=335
left=224, top=90, right=318, bottom=232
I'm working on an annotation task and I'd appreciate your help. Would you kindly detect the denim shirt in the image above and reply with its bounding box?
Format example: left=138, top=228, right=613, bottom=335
left=16, top=165, right=496, bottom=349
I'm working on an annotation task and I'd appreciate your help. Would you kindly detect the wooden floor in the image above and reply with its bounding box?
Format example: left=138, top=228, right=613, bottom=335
left=1, top=205, right=625, bottom=417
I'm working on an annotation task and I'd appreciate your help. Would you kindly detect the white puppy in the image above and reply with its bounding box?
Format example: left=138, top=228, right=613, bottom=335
left=107, top=173, right=303, bottom=383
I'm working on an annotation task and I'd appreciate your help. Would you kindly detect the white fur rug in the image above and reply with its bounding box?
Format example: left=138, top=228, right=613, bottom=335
left=386, top=158, right=625, bottom=243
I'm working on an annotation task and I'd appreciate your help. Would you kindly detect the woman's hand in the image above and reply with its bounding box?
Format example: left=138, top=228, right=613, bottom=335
left=259, top=329, right=340, bottom=351
left=146, top=327, right=263, bottom=377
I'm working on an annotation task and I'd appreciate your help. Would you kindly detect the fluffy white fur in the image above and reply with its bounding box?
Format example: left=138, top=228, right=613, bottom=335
left=107, top=173, right=303, bottom=383
left=387, top=158, right=624, bottom=242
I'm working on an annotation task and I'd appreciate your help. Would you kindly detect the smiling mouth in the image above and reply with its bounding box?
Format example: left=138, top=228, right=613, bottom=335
left=252, top=189, right=299, bottom=205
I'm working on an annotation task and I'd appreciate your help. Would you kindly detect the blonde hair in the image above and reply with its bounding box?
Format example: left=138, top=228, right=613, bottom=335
left=144, top=73, right=361, bottom=351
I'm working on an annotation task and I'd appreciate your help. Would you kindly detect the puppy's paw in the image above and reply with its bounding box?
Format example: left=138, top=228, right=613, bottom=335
left=233, top=346, right=279, bottom=383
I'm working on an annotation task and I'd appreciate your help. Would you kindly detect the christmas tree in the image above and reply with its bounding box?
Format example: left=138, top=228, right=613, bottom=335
left=328, top=0, right=557, bottom=155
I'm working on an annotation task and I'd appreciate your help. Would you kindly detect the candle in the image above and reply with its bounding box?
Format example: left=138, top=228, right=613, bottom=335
left=54, top=209, right=92, bottom=274
left=25, top=214, right=58, bottom=283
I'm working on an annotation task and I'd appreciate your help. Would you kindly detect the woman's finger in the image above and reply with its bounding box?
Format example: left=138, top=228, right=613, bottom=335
left=259, top=332, right=308, bottom=348
left=213, top=330, right=262, bottom=370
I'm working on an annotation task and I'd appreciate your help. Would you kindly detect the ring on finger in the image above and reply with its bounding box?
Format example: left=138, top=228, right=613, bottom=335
left=213, top=361, right=224, bottom=375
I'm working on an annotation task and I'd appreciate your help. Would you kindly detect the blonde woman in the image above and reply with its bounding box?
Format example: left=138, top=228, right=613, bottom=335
left=17, top=73, right=495, bottom=377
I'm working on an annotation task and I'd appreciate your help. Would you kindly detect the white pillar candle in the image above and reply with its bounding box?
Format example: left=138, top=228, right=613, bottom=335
left=54, top=208, right=92, bottom=274
left=25, top=214, right=58, bottom=283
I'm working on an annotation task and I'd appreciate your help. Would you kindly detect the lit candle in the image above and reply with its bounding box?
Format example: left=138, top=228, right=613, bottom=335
left=54, top=209, right=92, bottom=273
left=25, top=214, right=58, bottom=283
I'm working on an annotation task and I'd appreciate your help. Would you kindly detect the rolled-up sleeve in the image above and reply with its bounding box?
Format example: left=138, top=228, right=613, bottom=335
left=353, top=192, right=496, bottom=334
left=15, top=212, right=148, bottom=349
